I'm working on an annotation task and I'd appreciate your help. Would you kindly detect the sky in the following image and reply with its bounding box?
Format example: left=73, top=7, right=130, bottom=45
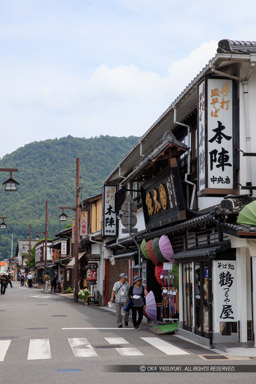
left=0, top=0, right=256, bottom=158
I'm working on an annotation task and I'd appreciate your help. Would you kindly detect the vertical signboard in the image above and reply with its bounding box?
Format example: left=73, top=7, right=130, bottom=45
left=198, top=78, right=236, bottom=195
left=103, top=185, right=117, bottom=237
left=61, top=240, right=67, bottom=257
left=80, top=211, right=88, bottom=237
left=198, top=80, right=206, bottom=192
left=213, top=260, right=237, bottom=322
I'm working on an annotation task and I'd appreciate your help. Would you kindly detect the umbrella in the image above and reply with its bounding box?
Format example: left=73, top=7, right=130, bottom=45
left=152, top=237, right=166, bottom=263
left=159, top=235, right=174, bottom=261
left=237, top=201, right=256, bottom=226
left=145, top=291, right=157, bottom=321
left=155, top=265, right=164, bottom=286
left=140, top=239, right=150, bottom=260
left=147, top=239, right=161, bottom=266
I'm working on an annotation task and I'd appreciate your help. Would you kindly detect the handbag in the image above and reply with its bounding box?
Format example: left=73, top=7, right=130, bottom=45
left=124, top=299, right=134, bottom=312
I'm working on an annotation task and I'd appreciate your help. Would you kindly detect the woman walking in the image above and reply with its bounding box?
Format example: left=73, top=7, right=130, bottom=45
left=128, top=276, right=145, bottom=330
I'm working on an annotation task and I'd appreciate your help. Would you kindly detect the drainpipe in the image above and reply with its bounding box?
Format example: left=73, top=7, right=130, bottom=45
left=208, top=253, right=214, bottom=349
left=173, top=107, right=196, bottom=210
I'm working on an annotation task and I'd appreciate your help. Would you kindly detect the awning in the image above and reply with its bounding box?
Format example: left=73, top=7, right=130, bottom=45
left=66, top=253, right=86, bottom=268
left=108, top=250, right=137, bottom=260
left=172, top=242, right=230, bottom=261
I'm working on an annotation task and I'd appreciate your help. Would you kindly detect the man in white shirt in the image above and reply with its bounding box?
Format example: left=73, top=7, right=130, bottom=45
left=110, top=273, right=129, bottom=328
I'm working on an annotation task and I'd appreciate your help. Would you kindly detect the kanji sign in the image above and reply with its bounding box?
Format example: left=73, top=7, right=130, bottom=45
left=213, top=260, right=237, bottom=322
left=198, top=78, right=236, bottom=195
left=80, top=211, right=88, bottom=237
left=61, top=240, right=67, bottom=257
left=141, top=165, right=186, bottom=230
left=103, top=185, right=117, bottom=237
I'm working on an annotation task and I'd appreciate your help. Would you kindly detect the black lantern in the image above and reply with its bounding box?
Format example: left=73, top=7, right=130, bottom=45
left=3, top=177, right=19, bottom=192
left=59, top=212, right=68, bottom=222
left=0, top=221, right=7, bottom=229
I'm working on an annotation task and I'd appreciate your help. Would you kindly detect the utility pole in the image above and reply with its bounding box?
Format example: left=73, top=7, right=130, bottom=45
left=45, top=201, right=48, bottom=271
left=74, top=158, right=80, bottom=303
left=28, top=224, right=31, bottom=270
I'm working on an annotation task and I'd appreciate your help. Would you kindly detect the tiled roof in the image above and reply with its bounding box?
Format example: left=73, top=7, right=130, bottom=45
left=217, top=39, right=256, bottom=54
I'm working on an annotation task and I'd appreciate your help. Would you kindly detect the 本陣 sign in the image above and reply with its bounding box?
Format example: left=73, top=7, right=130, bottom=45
left=141, top=165, right=186, bottom=230
left=103, top=185, right=117, bottom=237
left=80, top=211, right=88, bottom=237
left=198, top=78, right=236, bottom=195
left=213, top=260, right=237, bottom=322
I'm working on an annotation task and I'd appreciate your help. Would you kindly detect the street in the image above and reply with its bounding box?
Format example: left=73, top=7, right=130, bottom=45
left=0, top=283, right=255, bottom=384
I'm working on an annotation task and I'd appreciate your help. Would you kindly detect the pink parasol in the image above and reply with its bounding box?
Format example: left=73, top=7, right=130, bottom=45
left=147, top=239, right=161, bottom=266
left=159, top=235, right=174, bottom=262
left=145, top=291, right=157, bottom=321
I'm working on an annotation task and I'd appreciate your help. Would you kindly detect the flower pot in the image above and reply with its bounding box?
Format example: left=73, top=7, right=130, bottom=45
left=84, top=297, right=88, bottom=305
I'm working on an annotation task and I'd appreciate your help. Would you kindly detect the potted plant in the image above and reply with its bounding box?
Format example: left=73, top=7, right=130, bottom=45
left=78, top=288, right=90, bottom=305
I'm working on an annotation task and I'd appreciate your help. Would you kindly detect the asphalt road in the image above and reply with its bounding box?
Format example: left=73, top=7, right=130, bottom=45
left=0, top=282, right=255, bottom=384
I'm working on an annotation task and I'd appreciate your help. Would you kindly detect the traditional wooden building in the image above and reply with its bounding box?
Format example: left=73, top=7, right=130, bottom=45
left=103, top=39, right=256, bottom=348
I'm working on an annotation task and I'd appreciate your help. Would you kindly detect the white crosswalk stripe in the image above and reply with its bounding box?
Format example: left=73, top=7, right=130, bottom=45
left=141, top=337, right=189, bottom=355
left=27, top=339, right=51, bottom=360
left=116, top=347, right=144, bottom=356
left=104, top=337, right=129, bottom=345
left=68, top=338, right=97, bottom=357
left=0, top=336, right=190, bottom=362
left=105, top=336, right=144, bottom=356
left=0, top=340, right=11, bottom=362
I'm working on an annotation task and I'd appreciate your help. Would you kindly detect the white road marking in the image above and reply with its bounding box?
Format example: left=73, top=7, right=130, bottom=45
left=68, top=338, right=97, bottom=357
left=31, top=296, right=51, bottom=299
left=27, top=339, right=51, bottom=360
left=62, top=327, right=134, bottom=330
left=105, top=337, right=129, bottom=345
left=0, top=340, right=11, bottom=362
left=116, top=348, right=144, bottom=356
left=141, top=337, right=189, bottom=355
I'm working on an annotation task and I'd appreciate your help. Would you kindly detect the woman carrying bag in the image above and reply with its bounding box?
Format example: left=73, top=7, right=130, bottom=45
left=128, top=276, right=145, bottom=330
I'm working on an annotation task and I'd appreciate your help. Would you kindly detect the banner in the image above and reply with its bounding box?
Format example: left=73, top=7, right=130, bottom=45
left=103, top=185, right=117, bottom=237
left=80, top=211, right=88, bottom=237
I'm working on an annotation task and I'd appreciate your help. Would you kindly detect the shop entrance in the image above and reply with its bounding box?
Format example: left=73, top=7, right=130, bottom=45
left=194, top=262, right=209, bottom=338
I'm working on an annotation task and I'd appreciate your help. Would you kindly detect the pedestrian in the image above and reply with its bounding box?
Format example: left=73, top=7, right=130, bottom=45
left=128, top=276, right=146, bottom=330
left=51, top=275, right=57, bottom=294
left=110, top=273, right=129, bottom=328
left=44, top=272, right=50, bottom=292
left=7, top=272, right=13, bottom=288
left=20, top=273, right=25, bottom=286
left=1, top=274, right=7, bottom=295
left=27, top=272, right=33, bottom=288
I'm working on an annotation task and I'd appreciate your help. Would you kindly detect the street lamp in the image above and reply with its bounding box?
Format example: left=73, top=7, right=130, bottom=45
left=0, top=168, right=19, bottom=191
left=59, top=209, right=69, bottom=222
left=0, top=217, right=7, bottom=229
left=58, top=159, right=81, bottom=303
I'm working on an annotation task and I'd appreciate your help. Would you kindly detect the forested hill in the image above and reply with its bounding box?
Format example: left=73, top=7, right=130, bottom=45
left=0, top=135, right=138, bottom=259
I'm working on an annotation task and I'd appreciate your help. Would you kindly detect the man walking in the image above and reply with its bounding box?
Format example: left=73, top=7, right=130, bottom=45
left=44, top=272, right=50, bottom=293
left=27, top=272, right=33, bottom=288
left=110, top=273, right=129, bottom=328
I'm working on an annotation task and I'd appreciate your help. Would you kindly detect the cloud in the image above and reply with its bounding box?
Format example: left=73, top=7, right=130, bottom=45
left=0, top=39, right=217, bottom=158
